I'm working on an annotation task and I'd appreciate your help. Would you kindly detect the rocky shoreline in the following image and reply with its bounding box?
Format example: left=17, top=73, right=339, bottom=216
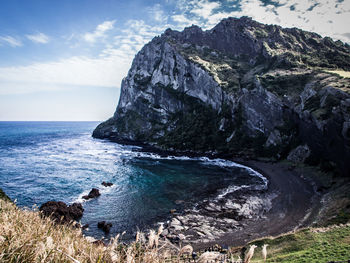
left=151, top=155, right=320, bottom=250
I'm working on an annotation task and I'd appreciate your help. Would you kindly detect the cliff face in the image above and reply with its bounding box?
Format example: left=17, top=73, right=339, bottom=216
left=93, top=17, right=350, bottom=176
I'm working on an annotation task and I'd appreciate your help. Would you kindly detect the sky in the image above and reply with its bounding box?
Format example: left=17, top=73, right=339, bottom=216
left=0, top=0, right=349, bottom=121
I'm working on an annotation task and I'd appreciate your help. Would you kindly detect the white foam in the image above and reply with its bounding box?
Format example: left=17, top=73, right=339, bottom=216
left=216, top=184, right=251, bottom=199
left=72, top=184, right=116, bottom=204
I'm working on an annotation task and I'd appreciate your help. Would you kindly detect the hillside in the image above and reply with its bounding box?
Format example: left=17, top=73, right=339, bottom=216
left=93, top=17, right=350, bottom=176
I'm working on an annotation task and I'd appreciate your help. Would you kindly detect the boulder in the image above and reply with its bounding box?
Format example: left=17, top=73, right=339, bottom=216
left=287, top=145, right=311, bottom=163
left=82, top=188, right=101, bottom=200
left=39, top=201, right=84, bottom=224
left=97, top=221, right=112, bottom=233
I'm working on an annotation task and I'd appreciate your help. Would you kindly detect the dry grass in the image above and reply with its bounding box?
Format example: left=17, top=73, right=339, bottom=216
left=0, top=199, right=191, bottom=263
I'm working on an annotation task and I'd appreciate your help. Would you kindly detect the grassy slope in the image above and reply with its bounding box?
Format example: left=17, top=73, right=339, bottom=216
left=243, top=224, right=350, bottom=263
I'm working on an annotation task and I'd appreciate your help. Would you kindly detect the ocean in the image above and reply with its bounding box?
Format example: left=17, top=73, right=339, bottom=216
left=0, top=121, right=267, bottom=240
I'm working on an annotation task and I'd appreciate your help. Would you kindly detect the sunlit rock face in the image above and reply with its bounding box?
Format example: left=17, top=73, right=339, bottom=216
left=93, top=17, right=350, bottom=176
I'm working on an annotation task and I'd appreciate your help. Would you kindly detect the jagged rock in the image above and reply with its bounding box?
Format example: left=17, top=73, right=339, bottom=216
left=39, top=201, right=84, bottom=224
left=101, top=181, right=113, bottom=187
left=93, top=16, right=350, bottom=176
left=0, top=188, right=11, bottom=202
left=82, top=188, right=101, bottom=200
left=97, top=221, right=112, bottom=233
left=287, top=145, right=311, bottom=163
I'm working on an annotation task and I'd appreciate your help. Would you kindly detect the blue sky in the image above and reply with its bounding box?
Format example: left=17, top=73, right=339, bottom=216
left=0, top=0, right=349, bottom=121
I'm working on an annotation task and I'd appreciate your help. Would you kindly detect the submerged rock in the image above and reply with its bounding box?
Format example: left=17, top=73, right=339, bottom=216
left=97, top=221, right=112, bottom=233
left=39, top=201, right=84, bottom=224
left=82, top=188, right=101, bottom=200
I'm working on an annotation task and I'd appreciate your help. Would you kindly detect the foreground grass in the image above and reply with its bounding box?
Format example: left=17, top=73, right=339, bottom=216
left=0, top=198, right=178, bottom=263
left=1, top=193, right=350, bottom=262
left=243, top=224, right=350, bottom=263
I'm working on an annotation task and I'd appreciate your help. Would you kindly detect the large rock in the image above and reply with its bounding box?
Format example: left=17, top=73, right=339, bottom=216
left=39, top=201, right=84, bottom=224
left=82, top=188, right=101, bottom=200
left=97, top=221, right=112, bottom=233
left=93, top=17, right=350, bottom=176
left=287, top=145, right=311, bottom=163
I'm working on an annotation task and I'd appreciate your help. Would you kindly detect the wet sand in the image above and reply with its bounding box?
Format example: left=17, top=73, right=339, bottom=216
left=193, top=159, right=321, bottom=250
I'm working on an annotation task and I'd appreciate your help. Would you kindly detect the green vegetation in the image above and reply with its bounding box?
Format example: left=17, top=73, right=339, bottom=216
left=259, top=71, right=312, bottom=96
left=241, top=225, right=350, bottom=262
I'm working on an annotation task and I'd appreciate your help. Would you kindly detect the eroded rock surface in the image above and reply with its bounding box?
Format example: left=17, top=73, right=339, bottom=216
left=39, top=201, right=84, bottom=224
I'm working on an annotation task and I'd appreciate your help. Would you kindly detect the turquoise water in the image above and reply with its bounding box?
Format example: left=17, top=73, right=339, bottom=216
left=0, top=121, right=266, bottom=240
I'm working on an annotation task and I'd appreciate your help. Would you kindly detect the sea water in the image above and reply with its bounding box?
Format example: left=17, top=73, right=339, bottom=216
left=0, top=121, right=267, bottom=240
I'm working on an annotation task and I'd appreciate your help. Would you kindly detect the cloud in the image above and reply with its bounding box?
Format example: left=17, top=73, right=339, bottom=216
left=190, top=0, right=221, bottom=18
left=0, top=55, right=130, bottom=95
left=26, top=32, right=50, bottom=44
left=0, top=36, right=22, bottom=47
left=174, top=0, right=350, bottom=42
left=84, top=20, right=116, bottom=43
left=171, top=14, right=199, bottom=27
left=148, top=3, right=168, bottom=22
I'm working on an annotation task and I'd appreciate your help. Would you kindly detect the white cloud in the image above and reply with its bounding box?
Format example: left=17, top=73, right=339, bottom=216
left=171, top=14, right=199, bottom=27
left=0, top=55, right=131, bottom=95
left=26, top=32, right=50, bottom=44
left=0, top=36, right=22, bottom=47
left=232, top=0, right=350, bottom=42
left=190, top=0, right=221, bottom=18
left=148, top=3, right=168, bottom=22
left=175, top=0, right=350, bottom=42
left=84, top=20, right=116, bottom=43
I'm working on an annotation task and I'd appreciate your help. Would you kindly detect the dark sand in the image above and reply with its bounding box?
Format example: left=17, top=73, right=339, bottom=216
left=194, top=159, right=321, bottom=250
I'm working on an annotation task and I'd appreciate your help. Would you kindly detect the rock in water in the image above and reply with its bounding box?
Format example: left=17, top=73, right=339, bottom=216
left=93, top=16, right=350, bottom=176
left=101, top=181, right=113, bottom=187
left=39, top=201, right=84, bottom=224
left=82, top=188, right=101, bottom=200
left=97, top=221, right=112, bottom=233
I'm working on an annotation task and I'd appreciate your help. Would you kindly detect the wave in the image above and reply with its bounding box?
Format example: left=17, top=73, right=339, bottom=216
left=72, top=184, right=117, bottom=204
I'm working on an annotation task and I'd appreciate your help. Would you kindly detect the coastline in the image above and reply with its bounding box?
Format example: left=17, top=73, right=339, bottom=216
left=193, top=158, right=321, bottom=249
left=98, top=138, right=322, bottom=250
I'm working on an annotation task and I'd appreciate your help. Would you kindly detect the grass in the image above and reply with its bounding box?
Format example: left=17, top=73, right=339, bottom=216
left=0, top=198, right=186, bottom=263
left=239, top=224, right=350, bottom=263
left=1, top=190, right=350, bottom=262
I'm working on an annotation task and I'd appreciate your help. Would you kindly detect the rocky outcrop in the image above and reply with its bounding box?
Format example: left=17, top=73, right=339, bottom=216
left=97, top=221, right=112, bottom=233
left=82, top=188, right=101, bottom=200
left=39, top=201, right=84, bottom=224
left=0, top=188, right=11, bottom=202
left=93, top=17, right=350, bottom=176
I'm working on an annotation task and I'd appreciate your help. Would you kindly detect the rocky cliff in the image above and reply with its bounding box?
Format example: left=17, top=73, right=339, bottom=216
left=93, top=17, right=350, bottom=176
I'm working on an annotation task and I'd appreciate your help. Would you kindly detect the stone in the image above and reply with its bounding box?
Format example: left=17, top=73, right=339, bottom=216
left=287, top=145, right=311, bottom=163
left=39, top=201, right=84, bottom=224
left=82, top=188, right=101, bottom=200
left=101, top=181, right=113, bottom=187
left=97, top=221, right=112, bottom=233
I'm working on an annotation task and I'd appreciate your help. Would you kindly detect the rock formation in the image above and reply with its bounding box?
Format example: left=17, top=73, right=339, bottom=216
left=93, top=17, right=350, bottom=176
left=39, top=201, right=84, bottom=224
left=82, top=188, right=101, bottom=200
